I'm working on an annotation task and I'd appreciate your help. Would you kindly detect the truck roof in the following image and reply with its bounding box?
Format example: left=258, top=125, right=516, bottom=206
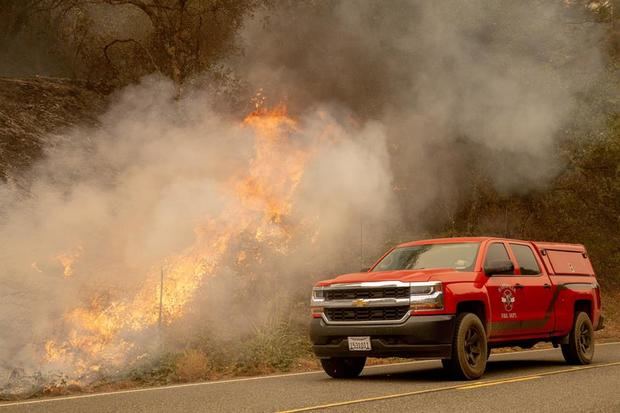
left=531, top=241, right=586, bottom=253
left=397, top=237, right=586, bottom=251
left=397, top=237, right=492, bottom=247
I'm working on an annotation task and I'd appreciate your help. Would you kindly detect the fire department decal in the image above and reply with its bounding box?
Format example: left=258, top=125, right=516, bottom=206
left=498, top=285, right=517, bottom=318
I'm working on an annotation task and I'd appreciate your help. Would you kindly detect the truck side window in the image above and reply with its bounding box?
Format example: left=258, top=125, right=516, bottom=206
left=484, top=243, right=512, bottom=272
left=510, top=244, right=541, bottom=275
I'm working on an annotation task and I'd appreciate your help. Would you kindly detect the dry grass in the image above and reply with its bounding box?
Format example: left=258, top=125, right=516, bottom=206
left=174, top=349, right=211, bottom=382
left=0, top=77, right=107, bottom=181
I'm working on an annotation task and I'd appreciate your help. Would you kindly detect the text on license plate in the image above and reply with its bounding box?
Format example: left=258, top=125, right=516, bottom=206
left=348, top=336, right=371, bottom=351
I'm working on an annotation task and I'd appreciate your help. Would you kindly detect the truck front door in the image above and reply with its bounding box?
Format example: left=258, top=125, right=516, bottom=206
left=507, top=242, right=555, bottom=336
left=483, top=242, right=523, bottom=339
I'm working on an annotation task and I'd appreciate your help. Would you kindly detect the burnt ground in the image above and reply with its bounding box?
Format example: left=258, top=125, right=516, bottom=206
left=0, top=76, right=108, bottom=182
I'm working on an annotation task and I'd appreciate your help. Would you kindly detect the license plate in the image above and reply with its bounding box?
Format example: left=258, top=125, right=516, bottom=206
left=348, top=336, right=371, bottom=351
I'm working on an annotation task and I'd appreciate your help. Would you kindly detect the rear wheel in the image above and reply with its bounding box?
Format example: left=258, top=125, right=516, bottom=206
left=443, top=312, right=487, bottom=380
left=320, top=357, right=366, bottom=378
left=561, top=312, right=594, bottom=365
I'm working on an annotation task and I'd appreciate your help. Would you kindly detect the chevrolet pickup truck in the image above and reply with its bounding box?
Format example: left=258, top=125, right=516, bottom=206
left=310, top=237, right=603, bottom=380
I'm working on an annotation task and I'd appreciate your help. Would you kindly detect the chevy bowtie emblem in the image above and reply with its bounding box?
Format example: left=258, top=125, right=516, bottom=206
left=353, top=299, right=368, bottom=307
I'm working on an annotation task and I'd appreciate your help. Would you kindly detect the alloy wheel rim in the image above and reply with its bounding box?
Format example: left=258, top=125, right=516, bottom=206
left=464, top=327, right=482, bottom=367
left=578, top=322, right=592, bottom=355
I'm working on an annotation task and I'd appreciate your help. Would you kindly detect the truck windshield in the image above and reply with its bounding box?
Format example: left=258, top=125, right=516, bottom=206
left=372, top=243, right=480, bottom=272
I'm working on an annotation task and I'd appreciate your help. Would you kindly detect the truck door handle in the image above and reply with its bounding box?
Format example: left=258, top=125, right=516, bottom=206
left=514, top=283, right=524, bottom=289
left=543, top=283, right=551, bottom=289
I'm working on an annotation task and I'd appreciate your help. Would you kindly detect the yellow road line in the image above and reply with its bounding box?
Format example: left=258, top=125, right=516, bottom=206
left=278, top=383, right=466, bottom=413
left=458, top=375, right=541, bottom=389
left=278, top=361, right=620, bottom=413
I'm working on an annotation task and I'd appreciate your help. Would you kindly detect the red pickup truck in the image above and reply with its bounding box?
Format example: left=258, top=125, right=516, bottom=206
left=310, top=237, right=604, bottom=380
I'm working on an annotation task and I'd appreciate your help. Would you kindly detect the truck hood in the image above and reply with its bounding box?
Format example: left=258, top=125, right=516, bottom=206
left=316, top=268, right=455, bottom=286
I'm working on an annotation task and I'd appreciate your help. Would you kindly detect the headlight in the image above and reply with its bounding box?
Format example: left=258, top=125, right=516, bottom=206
left=310, top=287, right=325, bottom=318
left=410, top=282, right=440, bottom=295
left=312, top=287, right=324, bottom=299
left=410, top=281, right=443, bottom=311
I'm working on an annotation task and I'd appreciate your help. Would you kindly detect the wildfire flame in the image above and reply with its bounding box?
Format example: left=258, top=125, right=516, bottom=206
left=42, top=104, right=315, bottom=378
left=55, top=247, right=83, bottom=278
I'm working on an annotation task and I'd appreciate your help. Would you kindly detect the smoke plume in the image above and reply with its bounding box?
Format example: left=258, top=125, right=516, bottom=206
left=237, top=0, right=604, bottom=217
left=0, top=76, right=397, bottom=389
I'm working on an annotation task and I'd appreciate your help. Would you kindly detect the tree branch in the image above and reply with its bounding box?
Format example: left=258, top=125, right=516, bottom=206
left=103, top=38, right=161, bottom=74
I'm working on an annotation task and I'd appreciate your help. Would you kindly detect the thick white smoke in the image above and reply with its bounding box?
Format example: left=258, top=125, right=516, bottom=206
left=0, top=75, right=397, bottom=390
left=237, top=0, right=604, bottom=205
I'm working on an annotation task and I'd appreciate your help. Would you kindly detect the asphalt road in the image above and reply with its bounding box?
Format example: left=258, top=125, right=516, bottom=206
left=2, top=342, right=619, bottom=413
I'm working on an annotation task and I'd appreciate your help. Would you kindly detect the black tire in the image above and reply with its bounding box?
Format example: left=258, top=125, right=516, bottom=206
left=561, top=312, right=594, bottom=365
left=443, top=312, right=488, bottom=380
left=442, top=349, right=489, bottom=370
left=320, top=357, right=366, bottom=379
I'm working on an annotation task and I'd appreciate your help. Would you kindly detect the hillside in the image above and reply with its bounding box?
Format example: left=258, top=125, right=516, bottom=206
left=0, top=77, right=108, bottom=181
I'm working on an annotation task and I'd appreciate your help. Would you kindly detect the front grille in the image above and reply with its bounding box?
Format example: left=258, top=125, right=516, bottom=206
left=324, top=287, right=409, bottom=301
left=325, top=306, right=410, bottom=322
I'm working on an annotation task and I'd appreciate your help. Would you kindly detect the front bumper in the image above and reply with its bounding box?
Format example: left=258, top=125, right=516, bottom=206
left=310, top=314, right=455, bottom=359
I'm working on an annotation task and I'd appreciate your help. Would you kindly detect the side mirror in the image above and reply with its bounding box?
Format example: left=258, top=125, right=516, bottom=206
left=484, top=260, right=514, bottom=276
left=360, top=267, right=370, bottom=272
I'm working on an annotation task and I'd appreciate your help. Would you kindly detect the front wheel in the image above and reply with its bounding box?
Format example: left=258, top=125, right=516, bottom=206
left=443, top=312, right=488, bottom=380
left=442, top=347, right=489, bottom=370
left=320, top=357, right=366, bottom=378
left=561, top=311, right=594, bottom=365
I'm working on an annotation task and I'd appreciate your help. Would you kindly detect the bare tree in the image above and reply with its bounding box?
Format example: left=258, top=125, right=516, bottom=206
left=19, top=0, right=268, bottom=85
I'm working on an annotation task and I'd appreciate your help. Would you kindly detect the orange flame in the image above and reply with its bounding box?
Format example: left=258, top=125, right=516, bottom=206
left=55, top=247, right=82, bottom=278
left=42, top=105, right=315, bottom=377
